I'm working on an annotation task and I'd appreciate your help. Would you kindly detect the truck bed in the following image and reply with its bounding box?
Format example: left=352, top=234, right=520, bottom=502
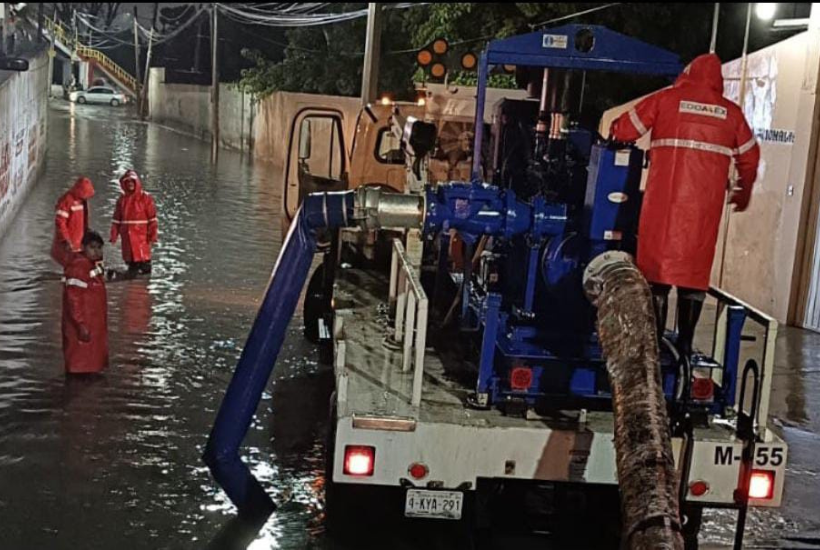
left=330, top=266, right=787, bottom=507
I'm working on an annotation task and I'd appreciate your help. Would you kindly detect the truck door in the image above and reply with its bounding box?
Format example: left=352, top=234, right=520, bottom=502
left=285, top=109, right=348, bottom=221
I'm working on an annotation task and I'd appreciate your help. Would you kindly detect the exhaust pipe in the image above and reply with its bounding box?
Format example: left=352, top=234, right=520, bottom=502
left=584, top=252, right=683, bottom=550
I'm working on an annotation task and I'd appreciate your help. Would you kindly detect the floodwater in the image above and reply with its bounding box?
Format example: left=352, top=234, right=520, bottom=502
left=0, top=102, right=818, bottom=549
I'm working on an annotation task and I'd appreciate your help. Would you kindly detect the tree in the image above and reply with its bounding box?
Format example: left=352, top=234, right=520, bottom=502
left=238, top=3, right=717, bottom=103
left=238, top=4, right=418, bottom=98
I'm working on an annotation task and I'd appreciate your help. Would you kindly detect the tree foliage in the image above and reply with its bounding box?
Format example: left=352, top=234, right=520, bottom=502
left=235, top=1, right=749, bottom=118
left=238, top=3, right=417, bottom=99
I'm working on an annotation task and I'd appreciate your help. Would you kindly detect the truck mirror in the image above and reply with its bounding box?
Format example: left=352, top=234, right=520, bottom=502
left=403, top=118, right=437, bottom=159
left=0, top=57, right=29, bottom=71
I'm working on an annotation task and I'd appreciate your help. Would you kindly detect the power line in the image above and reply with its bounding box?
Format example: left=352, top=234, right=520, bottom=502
left=215, top=3, right=424, bottom=28
left=531, top=3, right=622, bottom=29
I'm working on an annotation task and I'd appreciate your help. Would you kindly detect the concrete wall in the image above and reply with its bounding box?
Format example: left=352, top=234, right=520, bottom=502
left=147, top=68, right=362, bottom=166
left=721, top=34, right=809, bottom=324
left=601, top=33, right=813, bottom=323
left=148, top=68, right=255, bottom=154
left=0, top=50, right=50, bottom=239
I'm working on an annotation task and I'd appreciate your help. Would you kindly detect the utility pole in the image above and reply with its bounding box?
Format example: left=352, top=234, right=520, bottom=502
left=48, top=17, right=56, bottom=98
left=709, top=3, right=720, bottom=53
left=360, top=3, right=382, bottom=106
left=133, top=7, right=142, bottom=114
left=194, top=14, right=203, bottom=72
left=211, top=3, right=220, bottom=163
left=37, top=2, right=44, bottom=42
left=1, top=3, right=7, bottom=57
left=140, top=3, right=158, bottom=121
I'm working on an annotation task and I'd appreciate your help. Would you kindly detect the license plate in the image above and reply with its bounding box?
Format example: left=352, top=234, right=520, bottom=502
left=404, top=489, right=463, bottom=520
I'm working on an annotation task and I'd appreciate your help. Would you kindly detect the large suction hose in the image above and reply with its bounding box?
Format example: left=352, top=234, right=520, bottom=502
left=203, top=188, right=423, bottom=517
left=583, top=252, right=683, bottom=550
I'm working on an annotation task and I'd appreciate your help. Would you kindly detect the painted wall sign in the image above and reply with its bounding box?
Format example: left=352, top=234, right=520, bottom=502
left=755, top=128, right=795, bottom=145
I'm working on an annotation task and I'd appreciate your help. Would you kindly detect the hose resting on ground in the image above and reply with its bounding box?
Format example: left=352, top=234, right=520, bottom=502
left=584, top=252, right=683, bottom=550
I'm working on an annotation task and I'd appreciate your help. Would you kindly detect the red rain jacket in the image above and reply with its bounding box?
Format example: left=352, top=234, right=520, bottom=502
left=51, top=177, right=95, bottom=266
left=110, top=171, right=158, bottom=263
left=611, top=54, right=760, bottom=290
left=62, top=253, right=109, bottom=374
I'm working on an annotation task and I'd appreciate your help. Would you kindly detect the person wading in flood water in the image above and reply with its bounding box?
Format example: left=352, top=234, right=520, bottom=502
left=51, top=176, right=95, bottom=267
left=110, top=169, right=158, bottom=278
left=62, top=231, right=109, bottom=375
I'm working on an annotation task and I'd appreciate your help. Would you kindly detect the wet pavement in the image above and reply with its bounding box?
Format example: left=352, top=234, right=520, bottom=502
left=0, top=101, right=818, bottom=549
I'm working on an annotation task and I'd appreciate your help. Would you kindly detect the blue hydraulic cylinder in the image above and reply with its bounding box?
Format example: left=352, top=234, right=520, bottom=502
left=203, top=191, right=354, bottom=517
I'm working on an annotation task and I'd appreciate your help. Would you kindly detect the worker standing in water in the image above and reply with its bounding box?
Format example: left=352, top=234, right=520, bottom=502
left=62, top=231, right=108, bottom=374
left=51, top=176, right=95, bottom=267
left=110, top=170, right=158, bottom=276
left=610, top=53, right=760, bottom=357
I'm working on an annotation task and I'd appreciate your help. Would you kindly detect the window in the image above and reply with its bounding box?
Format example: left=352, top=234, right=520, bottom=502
left=375, top=127, right=404, bottom=165
left=298, top=116, right=344, bottom=181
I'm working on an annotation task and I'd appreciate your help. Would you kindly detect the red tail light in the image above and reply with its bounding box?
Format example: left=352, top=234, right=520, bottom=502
left=343, top=445, right=375, bottom=476
left=510, top=367, right=533, bottom=390
left=689, top=480, right=710, bottom=497
left=690, top=376, right=714, bottom=401
left=408, top=462, right=429, bottom=480
left=749, top=470, right=774, bottom=499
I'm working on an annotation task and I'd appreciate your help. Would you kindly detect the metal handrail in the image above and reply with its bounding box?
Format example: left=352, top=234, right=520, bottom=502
left=389, top=238, right=429, bottom=407
left=709, top=286, right=778, bottom=433
left=44, top=17, right=138, bottom=94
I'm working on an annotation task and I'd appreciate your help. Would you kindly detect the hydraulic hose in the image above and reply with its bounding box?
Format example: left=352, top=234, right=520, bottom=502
left=583, top=252, right=683, bottom=550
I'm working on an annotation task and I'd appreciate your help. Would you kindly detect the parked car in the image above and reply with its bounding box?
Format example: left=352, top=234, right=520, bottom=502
left=69, top=87, right=127, bottom=106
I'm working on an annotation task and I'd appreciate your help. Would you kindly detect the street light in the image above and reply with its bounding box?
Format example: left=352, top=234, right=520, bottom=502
left=755, top=3, right=777, bottom=21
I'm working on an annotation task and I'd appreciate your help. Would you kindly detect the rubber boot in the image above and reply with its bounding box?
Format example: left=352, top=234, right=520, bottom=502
left=676, top=297, right=704, bottom=358
left=652, top=291, right=669, bottom=341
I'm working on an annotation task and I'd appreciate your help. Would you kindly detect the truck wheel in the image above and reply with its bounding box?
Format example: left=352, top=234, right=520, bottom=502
left=682, top=505, right=703, bottom=550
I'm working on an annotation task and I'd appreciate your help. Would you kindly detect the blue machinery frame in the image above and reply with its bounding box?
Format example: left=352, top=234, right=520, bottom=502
left=471, top=24, right=682, bottom=179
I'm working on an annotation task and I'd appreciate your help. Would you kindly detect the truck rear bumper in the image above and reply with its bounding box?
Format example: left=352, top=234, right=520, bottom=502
left=332, top=414, right=787, bottom=508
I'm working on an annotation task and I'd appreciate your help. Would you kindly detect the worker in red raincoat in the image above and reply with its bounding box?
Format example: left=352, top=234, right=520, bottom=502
left=51, top=176, right=95, bottom=267
left=62, top=230, right=109, bottom=374
left=611, top=53, right=760, bottom=356
left=110, top=170, right=158, bottom=276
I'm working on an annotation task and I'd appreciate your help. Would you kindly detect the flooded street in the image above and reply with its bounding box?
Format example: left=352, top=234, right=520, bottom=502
left=0, top=102, right=819, bottom=549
